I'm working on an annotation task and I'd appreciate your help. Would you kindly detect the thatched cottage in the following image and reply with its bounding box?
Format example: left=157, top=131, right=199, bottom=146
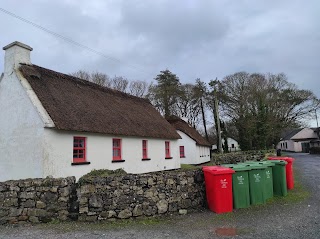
left=0, top=41, right=181, bottom=181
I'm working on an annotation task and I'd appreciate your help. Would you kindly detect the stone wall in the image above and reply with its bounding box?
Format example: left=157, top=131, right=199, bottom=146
left=0, top=169, right=205, bottom=224
left=78, top=169, right=205, bottom=222
left=0, top=177, right=75, bottom=224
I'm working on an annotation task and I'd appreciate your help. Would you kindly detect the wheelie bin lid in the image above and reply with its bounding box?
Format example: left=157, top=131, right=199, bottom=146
left=221, top=164, right=251, bottom=172
left=267, top=159, right=287, bottom=165
left=267, top=156, right=295, bottom=163
left=239, top=163, right=267, bottom=170
left=202, top=166, right=235, bottom=175
left=256, top=161, right=275, bottom=167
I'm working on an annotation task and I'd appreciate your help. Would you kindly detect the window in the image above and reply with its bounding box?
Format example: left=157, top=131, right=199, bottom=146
left=179, top=146, right=185, bottom=158
left=73, top=137, right=86, bottom=163
left=113, top=138, right=122, bottom=160
left=231, top=144, right=235, bottom=148
left=142, top=140, right=148, bottom=159
left=285, top=142, right=288, bottom=149
left=165, top=141, right=171, bottom=158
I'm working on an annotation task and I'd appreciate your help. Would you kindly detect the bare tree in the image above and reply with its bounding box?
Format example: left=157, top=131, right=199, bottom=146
left=91, top=72, right=111, bottom=87
left=71, top=70, right=112, bottom=88
left=194, top=78, right=209, bottom=141
left=174, top=83, right=201, bottom=128
left=71, top=70, right=90, bottom=81
left=216, top=72, right=320, bottom=150
left=112, top=76, right=129, bottom=92
left=129, top=80, right=148, bottom=97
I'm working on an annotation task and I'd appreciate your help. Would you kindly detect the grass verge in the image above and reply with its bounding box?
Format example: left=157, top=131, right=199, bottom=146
left=39, top=216, right=169, bottom=233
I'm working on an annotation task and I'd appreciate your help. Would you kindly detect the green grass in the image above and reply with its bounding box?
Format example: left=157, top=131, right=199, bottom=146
left=180, top=164, right=200, bottom=170
left=179, top=162, right=216, bottom=171
left=39, top=216, right=168, bottom=232
left=267, top=167, right=310, bottom=204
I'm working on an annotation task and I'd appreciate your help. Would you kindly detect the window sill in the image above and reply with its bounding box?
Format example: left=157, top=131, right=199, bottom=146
left=180, top=156, right=186, bottom=158
left=142, top=158, right=151, bottom=161
left=71, top=162, right=91, bottom=166
left=112, top=159, right=125, bottom=163
left=165, top=157, right=173, bottom=159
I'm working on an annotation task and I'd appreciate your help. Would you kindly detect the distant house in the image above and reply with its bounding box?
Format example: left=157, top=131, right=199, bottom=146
left=167, top=117, right=211, bottom=164
left=0, top=41, right=181, bottom=182
left=212, top=138, right=240, bottom=152
left=277, top=128, right=318, bottom=152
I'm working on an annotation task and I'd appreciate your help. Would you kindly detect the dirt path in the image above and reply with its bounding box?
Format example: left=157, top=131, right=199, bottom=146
left=0, top=153, right=319, bottom=239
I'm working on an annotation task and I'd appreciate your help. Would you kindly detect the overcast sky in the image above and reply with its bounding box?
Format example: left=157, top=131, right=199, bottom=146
left=1, top=0, right=319, bottom=125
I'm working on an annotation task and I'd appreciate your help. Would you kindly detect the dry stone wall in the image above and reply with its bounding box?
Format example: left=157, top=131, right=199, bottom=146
left=0, top=169, right=205, bottom=224
left=0, top=177, right=76, bottom=225
left=78, top=169, right=205, bottom=222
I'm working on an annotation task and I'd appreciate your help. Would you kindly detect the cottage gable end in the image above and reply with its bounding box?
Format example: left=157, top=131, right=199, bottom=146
left=1, top=41, right=55, bottom=128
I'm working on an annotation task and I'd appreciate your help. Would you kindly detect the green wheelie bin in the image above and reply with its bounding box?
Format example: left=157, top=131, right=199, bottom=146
left=270, top=160, right=288, bottom=196
left=240, top=163, right=267, bottom=205
left=221, top=164, right=251, bottom=209
left=256, top=161, right=275, bottom=199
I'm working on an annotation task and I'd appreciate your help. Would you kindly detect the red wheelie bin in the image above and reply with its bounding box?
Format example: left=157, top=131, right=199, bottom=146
left=267, top=156, right=295, bottom=190
left=202, top=166, right=235, bottom=213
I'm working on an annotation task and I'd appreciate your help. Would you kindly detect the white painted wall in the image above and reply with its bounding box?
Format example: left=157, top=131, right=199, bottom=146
left=212, top=138, right=240, bottom=152
left=226, top=138, right=240, bottom=152
left=278, top=140, right=302, bottom=152
left=0, top=67, right=45, bottom=182
left=196, top=145, right=211, bottom=164
left=176, top=131, right=210, bottom=165
left=43, top=129, right=180, bottom=179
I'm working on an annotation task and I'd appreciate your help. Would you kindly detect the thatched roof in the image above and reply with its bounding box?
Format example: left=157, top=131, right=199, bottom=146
left=167, top=116, right=211, bottom=146
left=19, top=64, right=180, bottom=139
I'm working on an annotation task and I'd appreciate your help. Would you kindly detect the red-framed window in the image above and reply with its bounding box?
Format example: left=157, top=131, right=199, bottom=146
left=113, top=138, right=122, bottom=160
left=179, top=146, right=185, bottom=158
left=73, top=137, right=86, bottom=163
left=165, top=141, right=171, bottom=158
left=142, top=140, right=148, bottom=159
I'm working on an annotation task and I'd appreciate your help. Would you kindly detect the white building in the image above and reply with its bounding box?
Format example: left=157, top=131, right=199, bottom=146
left=212, top=138, right=240, bottom=152
left=0, top=41, right=181, bottom=181
left=167, top=117, right=211, bottom=164
left=277, top=128, right=318, bottom=153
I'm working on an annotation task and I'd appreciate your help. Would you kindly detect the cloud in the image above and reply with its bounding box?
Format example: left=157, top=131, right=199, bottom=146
left=0, top=0, right=319, bottom=102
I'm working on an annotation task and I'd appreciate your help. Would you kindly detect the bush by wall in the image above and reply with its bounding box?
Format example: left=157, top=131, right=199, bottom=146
left=212, top=149, right=275, bottom=164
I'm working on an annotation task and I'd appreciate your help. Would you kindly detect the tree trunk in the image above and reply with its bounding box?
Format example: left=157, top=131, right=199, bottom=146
left=213, top=87, right=223, bottom=153
left=200, top=98, right=209, bottom=141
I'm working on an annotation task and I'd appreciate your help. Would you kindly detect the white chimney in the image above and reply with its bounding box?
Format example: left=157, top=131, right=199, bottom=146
left=3, top=41, right=33, bottom=74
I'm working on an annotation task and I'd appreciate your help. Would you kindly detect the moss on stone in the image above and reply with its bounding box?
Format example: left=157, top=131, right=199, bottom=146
left=78, top=169, right=127, bottom=184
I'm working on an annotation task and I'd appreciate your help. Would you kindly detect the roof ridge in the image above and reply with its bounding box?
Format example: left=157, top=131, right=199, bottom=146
left=21, top=63, right=151, bottom=104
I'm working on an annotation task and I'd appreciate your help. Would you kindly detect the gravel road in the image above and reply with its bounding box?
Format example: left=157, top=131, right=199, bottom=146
left=0, top=152, right=319, bottom=239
